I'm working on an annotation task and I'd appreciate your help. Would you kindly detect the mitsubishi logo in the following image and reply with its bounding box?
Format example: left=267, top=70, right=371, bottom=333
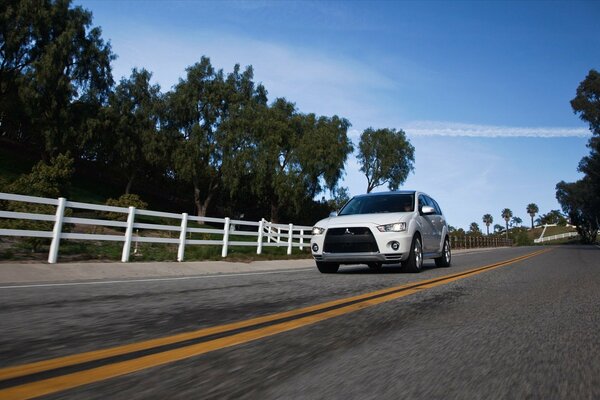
left=344, top=228, right=354, bottom=235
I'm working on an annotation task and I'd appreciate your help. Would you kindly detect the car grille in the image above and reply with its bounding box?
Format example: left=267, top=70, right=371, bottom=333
left=323, top=227, right=379, bottom=253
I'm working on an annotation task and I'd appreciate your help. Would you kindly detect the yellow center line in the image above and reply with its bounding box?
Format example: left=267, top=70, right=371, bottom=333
left=0, top=249, right=551, bottom=400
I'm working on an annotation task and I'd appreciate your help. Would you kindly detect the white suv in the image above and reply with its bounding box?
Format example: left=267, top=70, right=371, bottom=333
left=310, top=191, right=451, bottom=273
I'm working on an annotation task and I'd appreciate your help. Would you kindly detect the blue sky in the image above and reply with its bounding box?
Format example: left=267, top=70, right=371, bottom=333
left=77, top=0, right=599, bottom=229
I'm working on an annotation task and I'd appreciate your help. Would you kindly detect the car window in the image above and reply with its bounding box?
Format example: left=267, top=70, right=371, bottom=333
left=424, top=195, right=440, bottom=215
left=430, top=197, right=443, bottom=215
left=338, top=194, right=414, bottom=215
left=418, top=195, right=427, bottom=211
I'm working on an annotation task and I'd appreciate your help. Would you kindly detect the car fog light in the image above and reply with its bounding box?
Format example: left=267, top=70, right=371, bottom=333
left=312, top=243, right=319, bottom=252
left=390, top=241, right=400, bottom=251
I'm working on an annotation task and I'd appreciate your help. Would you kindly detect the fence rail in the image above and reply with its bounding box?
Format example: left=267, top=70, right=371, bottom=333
left=0, top=192, right=312, bottom=263
left=450, top=235, right=512, bottom=249
left=534, top=232, right=578, bottom=243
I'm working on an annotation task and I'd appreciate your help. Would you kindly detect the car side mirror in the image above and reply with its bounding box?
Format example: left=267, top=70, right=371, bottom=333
left=329, top=211, right=338, bottom=217
left=421, top=205, right=435, bottom=215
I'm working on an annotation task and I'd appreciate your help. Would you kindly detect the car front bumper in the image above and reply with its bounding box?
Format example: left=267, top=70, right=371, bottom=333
left=311, top=226, right=413, bottom=264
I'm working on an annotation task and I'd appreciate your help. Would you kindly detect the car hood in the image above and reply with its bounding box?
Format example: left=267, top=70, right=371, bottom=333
left=314, top=212, right=416, bottom=228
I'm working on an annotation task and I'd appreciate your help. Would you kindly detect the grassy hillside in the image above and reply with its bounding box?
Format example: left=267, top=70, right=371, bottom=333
left=528, top=225, right=578, bottom=241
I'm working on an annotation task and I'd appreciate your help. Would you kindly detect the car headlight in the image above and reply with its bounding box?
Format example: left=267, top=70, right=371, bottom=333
left=312, top=226, right=325, bottom=235
left=377, top=222, right=406, bottom=232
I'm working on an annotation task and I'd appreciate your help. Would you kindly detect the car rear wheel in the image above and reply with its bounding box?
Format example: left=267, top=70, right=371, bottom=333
left=435, top=237, right=451, bottom=268
left=316, top=262, right=340, bottom=273
left=402, top=235, right=423, bottom=273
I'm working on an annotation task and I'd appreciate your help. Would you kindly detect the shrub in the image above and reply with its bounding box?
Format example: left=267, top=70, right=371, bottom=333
left=1, top=154, right=74, bottom=251
left=104, top=194, right=148, bottom=221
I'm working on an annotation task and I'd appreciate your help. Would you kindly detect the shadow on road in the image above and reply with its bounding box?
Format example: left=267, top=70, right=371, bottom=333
left=337, top=263, right=439, bottom=274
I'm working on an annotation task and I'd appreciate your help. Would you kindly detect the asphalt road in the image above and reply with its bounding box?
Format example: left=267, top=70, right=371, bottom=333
left=0, top=245, right=599, bottom=399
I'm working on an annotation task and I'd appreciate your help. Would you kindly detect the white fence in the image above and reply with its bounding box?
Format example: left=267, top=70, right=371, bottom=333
left=534, top=232, right=579, bottom=243
left=0, top=192, right=312, bottom=263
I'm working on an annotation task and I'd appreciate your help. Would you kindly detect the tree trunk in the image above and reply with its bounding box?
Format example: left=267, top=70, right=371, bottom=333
left=270, top=201, right=279, bottom=223
left=193, top=179, right=215, bottom=218
left=198, top=193, right=213, bottom=218
left=531, top=215, right=534, bottom=230
left=193, top=184, right=203, bottom=217
left=486, top=225, right=490, bottom=235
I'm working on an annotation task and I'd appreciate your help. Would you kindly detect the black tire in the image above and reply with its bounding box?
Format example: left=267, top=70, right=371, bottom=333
left=367, top=262, right=383, bottom=271
left=402, top=235, right=423, bottom=273
left=435, top=237, right=452, bottom=268
left=316, top=262, right=340, bottom=273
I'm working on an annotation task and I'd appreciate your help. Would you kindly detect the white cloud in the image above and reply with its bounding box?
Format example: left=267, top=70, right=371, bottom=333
left=404, top=121, right=590, bottom=138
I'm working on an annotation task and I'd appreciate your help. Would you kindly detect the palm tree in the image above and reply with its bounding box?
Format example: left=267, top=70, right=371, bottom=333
left=494, top=224, right=504, bottom=234
left=482, top=214, right=493, bottom=235
left=501, top=208, right=513, bottom=238
left=511, top=216, right=522, bottom=227
left=526, top=203, right=539, bottom=229
left=469, top=222, right=481, bottom=235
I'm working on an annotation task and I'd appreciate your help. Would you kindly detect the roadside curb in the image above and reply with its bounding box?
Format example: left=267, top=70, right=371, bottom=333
left=0, top=247, right=512, bottom=285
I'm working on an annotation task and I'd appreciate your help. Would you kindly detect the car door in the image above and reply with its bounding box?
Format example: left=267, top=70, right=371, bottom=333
left=418, top=194, right=435, bottom=252
left=427, top=196, right=445, bottom=252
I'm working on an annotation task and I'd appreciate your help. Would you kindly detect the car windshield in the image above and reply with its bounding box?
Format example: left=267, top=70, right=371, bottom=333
left=338, top=194, right=414, bottom=215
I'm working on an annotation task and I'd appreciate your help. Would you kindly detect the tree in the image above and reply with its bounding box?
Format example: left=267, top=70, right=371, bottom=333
left=166, top=58, right=266, bottom=217
left=557, top=69, right=600, bottom=244
left=468, top=222, right=481, bottom=235
left=101, top=68, right=164, bottom=194
left=224, top=98, right=353, bottom=222
left=511, top=216, right=523, bottom=227
left=501, top=208, right=513, bottom=238
left=494, top=224, right=504, bottom=234
left=357, top=128, right=415, bottom=193
left=538, top=209, right=568, bottom=226
left=526, top=203, right=539, bottom=229
left=556, top=179, right=598, bottom=244
left=0, top=0, right=114, bottom=158
left=327, top=187, right=350, bottom=213
left=571, top=69, right=600, bottom=136
left=482, top=214, right=493, bottom=235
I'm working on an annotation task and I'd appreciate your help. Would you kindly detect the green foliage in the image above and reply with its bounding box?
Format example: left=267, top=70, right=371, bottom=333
left=220, top=97, right=353, bottom=222
left=167, top=58, right=270, bottom=217
left=99, top=68, right=164, bottom=194
left=482, top=213, right=493, bottom=234
left=556, top=180, right=598, bottom=244
left=501, top=208, right=513, bottom=234
left=511, top=227, right=533, bottom=246
left=357, top=128, right=415, bottom=193
left=571, top=69, right=600, bottom=136
left=1, top=154, right=74, bottom=251
left=556, top=69, right=600, bottom=244
left=104, top=194, right=148, bottom=221
left=7, top=154, right=74, bottom=198
left=327, top=187, right=351, bottom=212
left=0, top=0, right=114, bottom=158
left=537, top=209, right=568, bottom=226
left=468, top=222, right=482, bottom=236
left=526, top=203, right=539, bottom=228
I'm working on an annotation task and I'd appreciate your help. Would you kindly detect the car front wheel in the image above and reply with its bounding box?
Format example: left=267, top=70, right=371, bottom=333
left=402, top=235, right=423, bottom=273
left=435, top=237, right=451, bottom=268
left=316, top=262, right=340, bottom=274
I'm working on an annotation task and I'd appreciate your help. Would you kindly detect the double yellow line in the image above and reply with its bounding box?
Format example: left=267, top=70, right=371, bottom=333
left=0, top=249, right=550, bottom=399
